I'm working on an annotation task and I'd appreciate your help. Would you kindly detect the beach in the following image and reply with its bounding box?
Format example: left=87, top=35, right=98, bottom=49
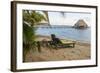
left=24, top=35, right=91, bottom=62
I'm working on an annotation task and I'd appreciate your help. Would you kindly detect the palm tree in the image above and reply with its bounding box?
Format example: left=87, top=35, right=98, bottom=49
left=23, top=10, right=47, bottom=26
left=23, top=10, right=48, bottom=61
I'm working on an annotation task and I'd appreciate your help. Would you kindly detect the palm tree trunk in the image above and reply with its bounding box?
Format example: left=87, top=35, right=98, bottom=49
left=43, top=11, right=51, bottom=27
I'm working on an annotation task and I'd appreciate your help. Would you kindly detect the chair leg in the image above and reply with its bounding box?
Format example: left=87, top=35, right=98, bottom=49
left=73, top=43, right=75, bottom=48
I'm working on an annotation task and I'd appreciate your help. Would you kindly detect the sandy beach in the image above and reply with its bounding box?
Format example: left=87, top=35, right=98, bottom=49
left=24, top=35, right=91, bottom=62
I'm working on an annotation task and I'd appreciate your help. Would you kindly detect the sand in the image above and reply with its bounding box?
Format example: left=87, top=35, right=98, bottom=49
left=24, top=35, right=91, bottom=62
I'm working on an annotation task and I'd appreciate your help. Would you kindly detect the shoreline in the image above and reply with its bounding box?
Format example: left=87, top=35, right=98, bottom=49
left=35, top=35, right=90, bottom=45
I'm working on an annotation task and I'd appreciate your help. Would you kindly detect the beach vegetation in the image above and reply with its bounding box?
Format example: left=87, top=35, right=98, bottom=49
left=23, top=10, right=48, bottom=61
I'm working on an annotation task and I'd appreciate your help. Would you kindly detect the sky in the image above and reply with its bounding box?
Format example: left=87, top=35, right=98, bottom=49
left=48, top=11, right=91, bottom=26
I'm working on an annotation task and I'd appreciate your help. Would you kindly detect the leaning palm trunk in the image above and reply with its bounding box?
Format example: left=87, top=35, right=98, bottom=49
left=43, top=11, right=51, bottom=26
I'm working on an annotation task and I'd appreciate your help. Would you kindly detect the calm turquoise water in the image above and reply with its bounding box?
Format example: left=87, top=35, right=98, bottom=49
left=35, top=26, right=91, bottom=43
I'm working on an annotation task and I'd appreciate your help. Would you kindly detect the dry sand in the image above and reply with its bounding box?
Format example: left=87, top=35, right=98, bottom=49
left=24, top=35, right=91, bottom=62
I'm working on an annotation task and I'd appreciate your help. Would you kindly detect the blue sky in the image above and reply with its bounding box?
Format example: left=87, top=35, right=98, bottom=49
left=48, top=12, right=91, bottom=26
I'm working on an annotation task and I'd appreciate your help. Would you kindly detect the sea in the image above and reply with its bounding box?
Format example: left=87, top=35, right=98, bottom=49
left=35, top=25, right=91, bottom=43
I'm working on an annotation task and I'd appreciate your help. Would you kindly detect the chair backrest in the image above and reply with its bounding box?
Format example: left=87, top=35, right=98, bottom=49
left=51, top=34, right=56, bottom=41
left=51, top=34, right=62, bottom=44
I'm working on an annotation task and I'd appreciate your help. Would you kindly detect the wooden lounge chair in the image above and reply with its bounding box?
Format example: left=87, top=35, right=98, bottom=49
left=50, top=34, right=75, bottom=49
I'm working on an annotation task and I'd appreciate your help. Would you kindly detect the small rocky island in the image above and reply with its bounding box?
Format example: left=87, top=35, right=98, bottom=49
left=74, top=19, right=88, bottom=29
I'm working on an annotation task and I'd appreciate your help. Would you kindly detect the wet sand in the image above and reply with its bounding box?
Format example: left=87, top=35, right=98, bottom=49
left=24, top=35, right=91, bottom=62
